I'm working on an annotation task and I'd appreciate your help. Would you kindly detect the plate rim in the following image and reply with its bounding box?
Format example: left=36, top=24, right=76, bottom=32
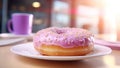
left=10, top=42, right=112, bottom=61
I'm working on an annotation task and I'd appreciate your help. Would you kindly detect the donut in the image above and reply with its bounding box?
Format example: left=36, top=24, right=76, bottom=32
left=33, top=27, right=94, bottom=56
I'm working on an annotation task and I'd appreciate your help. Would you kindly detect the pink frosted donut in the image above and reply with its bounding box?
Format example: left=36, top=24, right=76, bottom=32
left=33, top=27, right=94, bottom=56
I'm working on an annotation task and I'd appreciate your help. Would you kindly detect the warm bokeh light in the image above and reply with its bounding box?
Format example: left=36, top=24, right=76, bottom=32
left=32, top=2, right=41, bottom=8
left=104, top=0, right=120, bottom=21
left=103, top=0, right=120, bottom=37
left=103, top=55, right=116, bottom=67
left=105, top=0, right=120, bottom=14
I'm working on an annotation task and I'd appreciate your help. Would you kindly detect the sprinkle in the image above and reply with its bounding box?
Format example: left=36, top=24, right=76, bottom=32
left=71, top=40, right=74, bottom=42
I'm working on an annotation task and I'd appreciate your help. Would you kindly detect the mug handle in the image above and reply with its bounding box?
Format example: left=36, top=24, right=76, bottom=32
left=7, top=19, right=13, bottom=33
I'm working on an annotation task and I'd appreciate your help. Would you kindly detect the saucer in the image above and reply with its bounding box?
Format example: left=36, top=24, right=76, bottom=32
left=10, top=42, right=112, bottom=61
left=0, top=33, right=34, bottom=38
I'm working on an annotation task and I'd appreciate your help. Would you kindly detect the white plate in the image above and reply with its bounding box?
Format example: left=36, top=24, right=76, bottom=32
left=0, top=33, right=34, bottom=38
left=10, top=42, right=112, bottom=61
left=0, top=33, right=34, bottom=41
left=0, top=38, right=26, bottom=46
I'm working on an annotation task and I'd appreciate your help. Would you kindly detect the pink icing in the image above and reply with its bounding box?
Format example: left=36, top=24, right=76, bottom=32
left=33, top=27, right=94, bottom=48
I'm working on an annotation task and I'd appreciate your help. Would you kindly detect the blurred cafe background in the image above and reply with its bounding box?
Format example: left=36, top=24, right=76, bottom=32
left=0, top=0, right=120, bottom=40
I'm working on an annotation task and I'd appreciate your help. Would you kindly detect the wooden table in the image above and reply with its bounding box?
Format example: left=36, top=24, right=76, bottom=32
left=0, top=34, right=120, bottom=68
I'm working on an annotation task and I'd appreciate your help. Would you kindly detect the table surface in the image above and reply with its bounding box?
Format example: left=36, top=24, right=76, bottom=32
left=0, top=34, right=120, bottom=68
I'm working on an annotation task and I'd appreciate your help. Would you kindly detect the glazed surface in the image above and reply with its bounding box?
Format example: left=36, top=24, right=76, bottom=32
left=33, top=27, right=94, bottom=48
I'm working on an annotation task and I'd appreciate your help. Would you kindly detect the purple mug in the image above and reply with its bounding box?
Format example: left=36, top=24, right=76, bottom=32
left=8, top=13, right=33, bottom=35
